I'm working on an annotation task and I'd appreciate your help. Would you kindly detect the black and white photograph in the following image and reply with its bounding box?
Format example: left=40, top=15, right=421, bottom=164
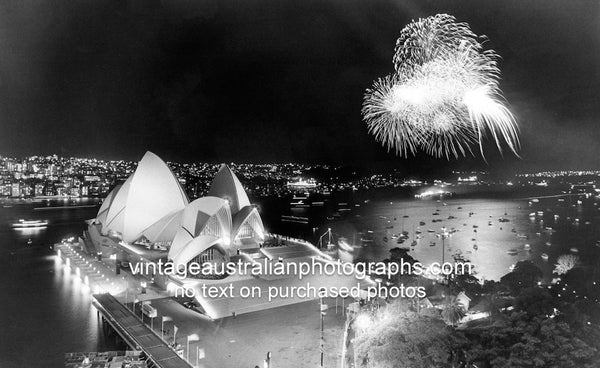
left=1, top=1, right=599, bottom=367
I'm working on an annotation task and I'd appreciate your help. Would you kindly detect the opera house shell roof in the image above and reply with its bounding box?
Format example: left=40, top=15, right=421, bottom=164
left=92, top=153, right=265, bottom=268
left=94, top=151, right=189, bottom=243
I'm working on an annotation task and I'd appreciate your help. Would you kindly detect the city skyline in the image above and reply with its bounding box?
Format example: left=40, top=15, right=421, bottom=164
left=1, top=0, right=599, bottom=173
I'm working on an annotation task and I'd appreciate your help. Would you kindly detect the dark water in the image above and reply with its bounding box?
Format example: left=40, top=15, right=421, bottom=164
left=0, top=199, right=116, bottom=368
left=1, top=192, right=599, bottom=367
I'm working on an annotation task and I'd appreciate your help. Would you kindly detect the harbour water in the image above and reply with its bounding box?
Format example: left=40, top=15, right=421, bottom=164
left=1, top=191, right=599, bottom=367
left=329, top=195, right=600, bottom=281
left=0, top=199, right=114, bottom=368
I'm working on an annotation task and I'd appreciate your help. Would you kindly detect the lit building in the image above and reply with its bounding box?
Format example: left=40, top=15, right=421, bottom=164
left=87, top=152, right=265, bottom=261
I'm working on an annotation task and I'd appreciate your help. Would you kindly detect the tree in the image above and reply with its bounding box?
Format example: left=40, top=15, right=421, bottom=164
left=441, top=296, right=466, bottom=327
left=352, top=300, right=463, bottom=368
left=500, top=261, right=543, bottom=295
left=554, top=254, right=579, bottom=275
left=464, top=312, right=599, bottom=368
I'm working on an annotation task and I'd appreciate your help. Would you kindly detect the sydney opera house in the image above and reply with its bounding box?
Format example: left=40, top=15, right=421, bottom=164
left=87, top=151, right=266, bottom=270
left=83, top=152, right=370, bottom=318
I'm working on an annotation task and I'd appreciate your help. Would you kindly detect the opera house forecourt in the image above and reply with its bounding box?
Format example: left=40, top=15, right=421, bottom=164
left=84, top=151, right=372, bottom=319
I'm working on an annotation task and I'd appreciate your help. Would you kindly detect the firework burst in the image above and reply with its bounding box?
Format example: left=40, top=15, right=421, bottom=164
left=363, top=14, right=519, bottom=159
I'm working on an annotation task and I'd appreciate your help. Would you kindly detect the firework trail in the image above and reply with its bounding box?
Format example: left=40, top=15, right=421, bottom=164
left=362, top=14, right=519, bottom=159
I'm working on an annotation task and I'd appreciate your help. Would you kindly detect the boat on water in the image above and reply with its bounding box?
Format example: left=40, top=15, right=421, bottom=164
left=411, top=240, right=417, bottom=247
left=473, top=244, right=478, bottom=250
left=427, top=229, right=436, bottom=233
left=545, top=242, right=552, bottom=247
left=541, top=253, right=549, bottom=261
left=12, top=219, right=49, bottom=228
left=523, top=244, right=531, bottom=250
left=27, top=238, right=32, bottom=245
left=570, top=247, right=579, bottom=253
left=507, top=249, right=519, bottom=256
left=429, top=241, right=436, bottom=247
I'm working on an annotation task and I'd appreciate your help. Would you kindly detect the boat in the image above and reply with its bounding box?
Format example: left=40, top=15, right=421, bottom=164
left=523, top=244, right=531, bottom=250
left=27, top=238, right=32, bottom=245
left=516, top=234, right=528, bottom=239
left=541, top=253, right=549, bottom=261
left=506, top=249, right=519, bottom=255
left=11, top=219, right=49, bottom=228
left=411, top=240, right=417, bottom=247
left=570, top=247, right=579, bottom=253
left=429, top=241, right=436, bottom=247
left=545, top=242, right=551, bottom=247
left=457, top=206, right=463, bottom=209
left=427, top=229, right=436, bottom=233
left=473, top=244, right=478, bottom=250
left=383, top=236, right=388, bottom=243
left=419, top=221, right=426, bottom=226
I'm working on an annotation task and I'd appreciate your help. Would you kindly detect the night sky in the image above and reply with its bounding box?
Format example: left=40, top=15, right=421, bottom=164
left=0, top=0, right=598, bottom=174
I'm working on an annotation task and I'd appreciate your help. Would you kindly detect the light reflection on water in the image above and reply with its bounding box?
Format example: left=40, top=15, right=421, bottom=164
left=331, top=196, right=600, bottom=281
left=0, top=200, right=114, bottom=368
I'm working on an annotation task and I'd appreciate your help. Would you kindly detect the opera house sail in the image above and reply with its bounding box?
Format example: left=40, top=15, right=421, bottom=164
left=86, top=153, right=265, bottom=269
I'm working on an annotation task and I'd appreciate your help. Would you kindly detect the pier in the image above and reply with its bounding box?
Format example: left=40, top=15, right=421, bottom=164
left=92, top=293, right=192, bottom=368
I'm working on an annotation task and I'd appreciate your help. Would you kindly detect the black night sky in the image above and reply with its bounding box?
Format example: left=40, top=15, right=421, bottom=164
left=0, top=0, right=598, bottom=174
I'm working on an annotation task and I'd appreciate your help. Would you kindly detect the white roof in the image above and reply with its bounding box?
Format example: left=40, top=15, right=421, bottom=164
left=168, top=196, right=232, bottom=263
left=100, top=151, right=189, bottom=243
left=207, top=164, right=250, bottom=214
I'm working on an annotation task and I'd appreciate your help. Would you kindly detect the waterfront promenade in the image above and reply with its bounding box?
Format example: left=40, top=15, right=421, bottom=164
left=93, top=293, right=192, bottom=368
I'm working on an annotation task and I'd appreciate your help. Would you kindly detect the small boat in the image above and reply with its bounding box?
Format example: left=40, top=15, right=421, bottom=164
left=457, top=206, right=463, bottom=209
left=411, top=240, right=417, bottom=247
left=27, top=238, right=32, bottom=246
left=12, top=219, right=49, bottom=228
left=473, top=244, right=478, bottom=250
left=516, top=234, right=528, bottom=239
left=570, top=247, right=579, bottom=253
left=383, top=237, right=388, bottom=243
left=523, top=244, right=531, bottom=250
left=507, top=249, right=519, bottom=255
left=541, top=253, right=549, bottom=261
left=429, top=241, right=436, bottom=247
left=427, top=229, right=436, bottom=233
left=419, top=221, right=426, bottom=226
left=545, top=242, right=551, bottom=247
